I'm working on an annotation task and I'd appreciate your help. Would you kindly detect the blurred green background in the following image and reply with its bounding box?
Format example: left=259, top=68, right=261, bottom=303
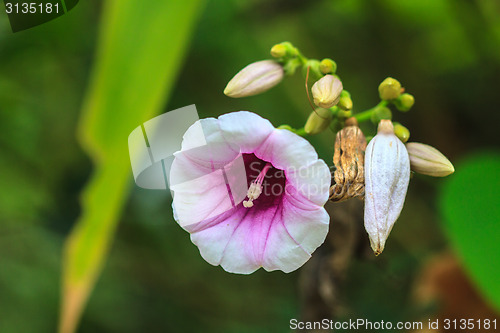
left=0, top=0, right=499, bottom=332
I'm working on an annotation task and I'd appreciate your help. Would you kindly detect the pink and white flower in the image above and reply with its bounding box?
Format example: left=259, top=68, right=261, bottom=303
left=169, top=111, right=331, bottom=274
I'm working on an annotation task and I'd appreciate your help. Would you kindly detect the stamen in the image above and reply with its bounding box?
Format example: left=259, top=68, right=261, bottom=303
left=243, top=162, right=272, bottom=208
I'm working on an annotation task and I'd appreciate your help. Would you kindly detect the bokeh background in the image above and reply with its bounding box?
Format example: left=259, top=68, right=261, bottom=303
left=0, top=0, right=499, bottom=332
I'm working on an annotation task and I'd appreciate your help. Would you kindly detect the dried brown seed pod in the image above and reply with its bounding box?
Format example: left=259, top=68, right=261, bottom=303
left=329, top=117, right=367, bottom=202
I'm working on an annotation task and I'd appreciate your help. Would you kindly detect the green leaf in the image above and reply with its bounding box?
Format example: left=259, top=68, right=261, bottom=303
left=59, top=1, right=205, bottom=333
left=440, top=151, right=500, bottom=311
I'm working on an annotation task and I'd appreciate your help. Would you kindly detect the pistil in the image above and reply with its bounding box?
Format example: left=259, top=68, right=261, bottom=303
left=243, top=163, right=272, bottom=208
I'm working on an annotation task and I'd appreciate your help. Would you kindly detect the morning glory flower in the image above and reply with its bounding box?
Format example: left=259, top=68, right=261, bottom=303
left=169, top=111, right=331, bottom=274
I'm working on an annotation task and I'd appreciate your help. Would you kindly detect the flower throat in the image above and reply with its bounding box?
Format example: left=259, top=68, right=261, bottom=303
left=243, top=162, right=272, bottom=208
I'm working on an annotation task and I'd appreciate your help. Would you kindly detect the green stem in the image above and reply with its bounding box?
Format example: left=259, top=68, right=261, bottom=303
left=297, top=54, right=308, bottom=66
left=277, top=125, right=308, bottom=137
left=354, top=101, right=388, bottom=123
left=293, top=127, right=307, bottom=137
left=353, top=108, right=374, bottom=122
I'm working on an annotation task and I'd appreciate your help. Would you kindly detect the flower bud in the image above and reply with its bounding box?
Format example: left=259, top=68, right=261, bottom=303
left=224, top=60, right=284, bottom=98
left=405, top=142, right=454, bottom=177
left=270, top=44, right=287, bottom=58
left=364, top=119, right=410, bottom=255
left=319, top=58, right=337, bottom=74
left=394, top=93, right=414, bottom=112
left=330, top=117, right=367, bottom=202
left=302, top=59, right=322, bottom=80
left=393, top=123, right=410, bottom=143
left=329, top=118, right=342, bottom=133
left=272, top=42, right=299, bottom=57
left=338, top=90, right=353, bottom=111
left=304, top=108, right=332, bottom=135
left=338, top=109, right=352, bottom=118
left=370, top=106, right=392, bottom=124
left=378, top=77, right=402, bottom=100
left=311, top=75, right=343, bottom=109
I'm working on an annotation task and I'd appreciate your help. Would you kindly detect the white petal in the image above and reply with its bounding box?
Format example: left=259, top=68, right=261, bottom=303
left=286, top=159, right=331, bottom=206
left=254, top=128, right=319, bottom=171
left=218, top=111, right=275, bottom=153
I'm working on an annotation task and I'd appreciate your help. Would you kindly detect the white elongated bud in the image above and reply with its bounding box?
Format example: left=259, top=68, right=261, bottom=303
left=311, top=75, right=343, bottom=108
left=406, top=142, right=454, bottom=177
left=224, top=60, right=284, bottom=98
left=364, top=120, right=410, bottom=255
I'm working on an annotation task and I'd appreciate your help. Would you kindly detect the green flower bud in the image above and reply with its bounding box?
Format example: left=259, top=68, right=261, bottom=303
left=302, top=59, right=322, bottom=80
left=337, top=110, right=352, bottom=118
left=370, top=106, right=392, bottom=124
left=405, top=142, right=455, bottom=177
left=393, top=123, right=410, bottom=143
left=319, top=58, right=337, bottom=74
left=394, top=93, right=415, bottom=112
left=338, top=90, right=353, bottom=111
left=311, top=75, right=343, bottom=109
left=224, top=60, right=284, bottom=98
left=304, top=108, right=333, bottom=135
left=270, top=44, right=287, bottom=58
left=378, top=77, right=402, bottom=100
left=278, top=41, right=299, bottom=57
left=329, top=118, right=343, bottom=133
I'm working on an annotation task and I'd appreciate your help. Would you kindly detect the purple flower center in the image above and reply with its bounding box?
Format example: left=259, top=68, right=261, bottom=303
left=242, top=153, right=286, bottom=208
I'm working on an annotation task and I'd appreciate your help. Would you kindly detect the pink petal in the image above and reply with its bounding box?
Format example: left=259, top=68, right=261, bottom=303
left=187, top=194, right=329, bottom=274
left=171, top=153, right=247, bottom=228
left=254, top=129, right=331, bottom=206
left=279, top=189, right=330, bottom=254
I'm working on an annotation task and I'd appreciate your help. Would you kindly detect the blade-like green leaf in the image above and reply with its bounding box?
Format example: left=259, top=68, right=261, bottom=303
left=59, top=1, right=205, bottom=333
left=440, top=152, right=500, bottom=311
